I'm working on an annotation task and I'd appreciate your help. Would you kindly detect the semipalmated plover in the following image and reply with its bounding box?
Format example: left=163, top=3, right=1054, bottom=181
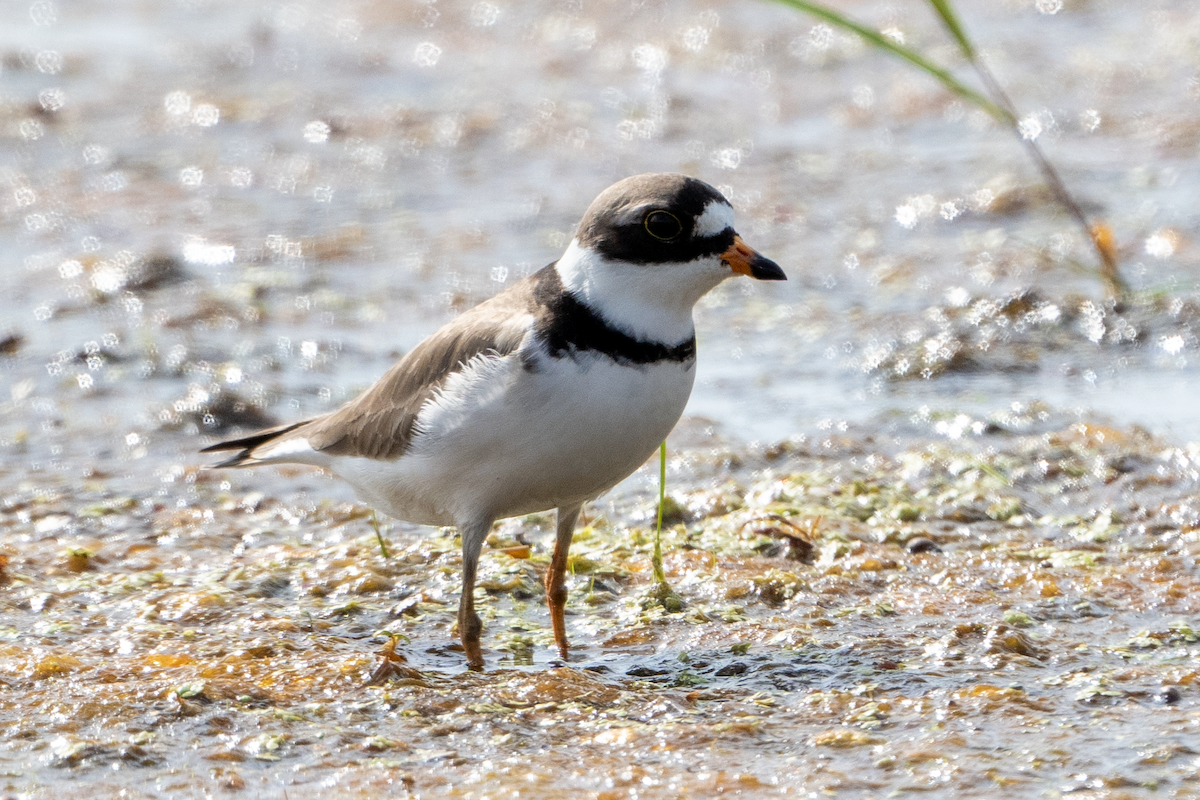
left=203, top=173, right=784, bottom=669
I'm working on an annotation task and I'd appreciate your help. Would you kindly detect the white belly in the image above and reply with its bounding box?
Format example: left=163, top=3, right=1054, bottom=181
left=330, top=351, right=695, bottom=526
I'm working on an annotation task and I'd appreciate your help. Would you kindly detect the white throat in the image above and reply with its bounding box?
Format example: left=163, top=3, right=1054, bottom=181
left=553, top=240, right=729, bottom=344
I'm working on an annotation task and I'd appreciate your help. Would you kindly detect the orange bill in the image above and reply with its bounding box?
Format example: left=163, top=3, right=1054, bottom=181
left=722, top=235, right=786, bottom=280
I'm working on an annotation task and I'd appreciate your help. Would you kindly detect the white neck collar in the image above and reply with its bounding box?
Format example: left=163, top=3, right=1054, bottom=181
left=553, top=240, right=728, bottom=344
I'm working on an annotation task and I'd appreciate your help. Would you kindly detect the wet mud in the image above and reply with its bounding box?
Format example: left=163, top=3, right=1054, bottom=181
left=2, top=0, right=1200, bottom=796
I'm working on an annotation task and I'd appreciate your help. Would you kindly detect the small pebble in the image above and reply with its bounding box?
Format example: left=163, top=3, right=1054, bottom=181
left=906, top=537, right=942, bottom=554
left=0, top=332, right=24, bottom=355
left=626, top=665, right=669, bottom=677
left=1158, top=686, right=1181, bottom=705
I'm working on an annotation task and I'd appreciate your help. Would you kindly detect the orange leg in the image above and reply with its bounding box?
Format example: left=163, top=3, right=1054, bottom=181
left=546, top=504, right=581, bottom=662
left=457, top=518, right=491, bottom=671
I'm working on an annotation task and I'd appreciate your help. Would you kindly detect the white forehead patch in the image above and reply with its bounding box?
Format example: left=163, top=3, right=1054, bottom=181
left=693, top=200, right=735, bottom=238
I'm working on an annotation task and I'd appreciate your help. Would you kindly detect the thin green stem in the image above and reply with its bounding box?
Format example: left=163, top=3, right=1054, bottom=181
left=370, top=510, right=390, bottom=559
left=648, top=441, right=682, bottom=612
left=922, top=0, right=1127, bottom=296
left=652, top=440, right=667, bottom=586
left=767, top=0, right=1128, bottom=298
left=925, top=0, right=975, bottom=58
left=767, top=0, right=1011, bottom=123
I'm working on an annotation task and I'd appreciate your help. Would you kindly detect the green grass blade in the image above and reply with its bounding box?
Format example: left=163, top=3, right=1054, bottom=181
left=648, top=440, right=682, bottom=612
left=770, top=0, right=1127, bottom=298
left=370, top=510, right=390, bottom=559
left=766, top=0, right=1013, bottom=123
left=925, top=0, right=975, bottom=59
left=652, top=440, right=667, bottom=586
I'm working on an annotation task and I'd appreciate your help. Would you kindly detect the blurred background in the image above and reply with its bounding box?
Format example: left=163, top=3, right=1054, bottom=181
left=1, top=0, right=1198, bottom=487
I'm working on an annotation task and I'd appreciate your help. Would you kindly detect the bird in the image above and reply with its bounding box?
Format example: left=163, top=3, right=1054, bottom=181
left=201, top=173, right=785, bottom=670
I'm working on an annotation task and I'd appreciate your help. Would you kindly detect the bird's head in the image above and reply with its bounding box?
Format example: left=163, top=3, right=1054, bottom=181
left=556, top=173, right=785, bottom=342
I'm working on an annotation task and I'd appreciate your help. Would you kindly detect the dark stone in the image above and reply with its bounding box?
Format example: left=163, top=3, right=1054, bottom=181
left=0, top=332, right=23, bottom=356
left=1158, top=686, right=1182, bottom=705
left=906, top=537, right=942, bottom=554
left=714, top=662, right=748, bottom=677
left=625, top=665, right=670, bottom=677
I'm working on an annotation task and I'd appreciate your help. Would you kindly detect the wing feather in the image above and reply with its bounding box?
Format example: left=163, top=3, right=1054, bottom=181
left=202, top=275, right=538, bottom=466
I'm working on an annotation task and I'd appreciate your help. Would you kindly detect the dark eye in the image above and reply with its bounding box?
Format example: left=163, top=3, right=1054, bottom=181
left=644, top=210, right=683, bottom=241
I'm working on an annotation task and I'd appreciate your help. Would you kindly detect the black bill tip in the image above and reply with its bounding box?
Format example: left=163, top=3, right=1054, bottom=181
left=749, top=253, right=786, bottom=281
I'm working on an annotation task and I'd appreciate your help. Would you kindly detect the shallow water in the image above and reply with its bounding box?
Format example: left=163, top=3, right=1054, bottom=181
left=2, top=0, right=1200, bottom=797
left=3, top=0, right=1200, bottom=466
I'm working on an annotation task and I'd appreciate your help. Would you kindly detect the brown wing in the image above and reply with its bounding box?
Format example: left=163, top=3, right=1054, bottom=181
left=202, top=275, right=537, bottom=465
left=302, top=296, right=531, bottom=460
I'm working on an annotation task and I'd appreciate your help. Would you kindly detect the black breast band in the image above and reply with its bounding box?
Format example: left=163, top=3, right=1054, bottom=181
left=530, top=265, right=696, bottom=367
